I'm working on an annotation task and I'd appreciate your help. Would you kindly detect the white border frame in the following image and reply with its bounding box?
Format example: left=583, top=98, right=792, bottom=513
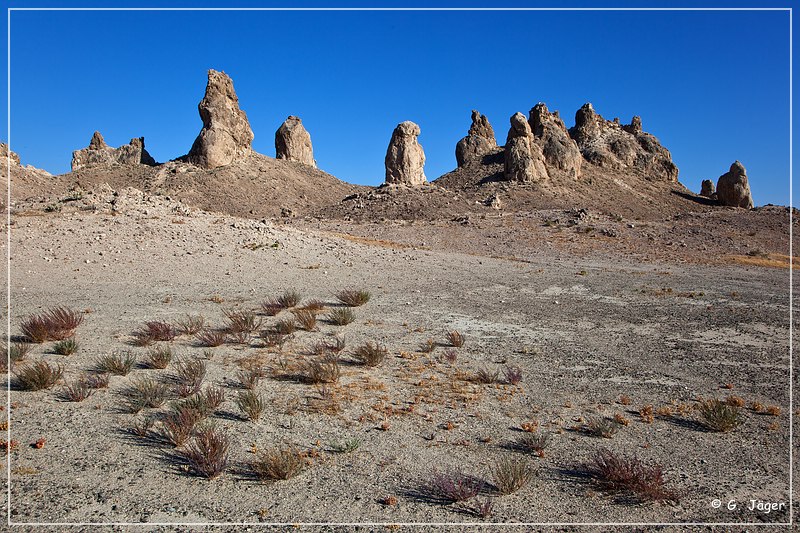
left=5, top=5, right=793, bottom=528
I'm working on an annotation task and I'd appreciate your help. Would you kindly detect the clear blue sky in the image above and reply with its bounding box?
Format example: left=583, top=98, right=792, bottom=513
left=2, top=2, right=794, bottom=207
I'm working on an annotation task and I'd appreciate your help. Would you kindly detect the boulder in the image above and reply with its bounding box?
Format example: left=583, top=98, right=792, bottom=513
left=504, top=112, right=548, bottom=183
left=528, top=103, right=582, bottom=179
left=187, top=69, right=254, bottom=169
left=716, top=161, right=754, bottom=209
left=275, top=116, right=315, bottom=167
left=700, top=179, right=716, bottom=198
left=568, top=103, right=678, bottom=182
left=455, top=110, right=497, bottom=167
left=385, top=121, right=426, bottom=186
left=71, top=132, right=157, bottom=171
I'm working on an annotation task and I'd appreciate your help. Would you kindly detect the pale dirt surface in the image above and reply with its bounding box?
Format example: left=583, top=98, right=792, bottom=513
left=1, top=187, right=794, bottom=530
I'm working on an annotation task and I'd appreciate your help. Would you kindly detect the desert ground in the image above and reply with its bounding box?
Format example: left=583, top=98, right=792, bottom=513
left=2, top=185, right=794, bottom=531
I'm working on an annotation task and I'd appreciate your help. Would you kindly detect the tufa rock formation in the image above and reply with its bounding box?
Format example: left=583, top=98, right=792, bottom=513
left=1, top=142, right=21, bottom=166
left=504, top=112, right=548, bottom=183
left=275, top=116, right=315, bottom=167
left=455, top=110, right=497, bottom=167
left=187, top=69, right=254, bottom=169
left=528, top=103, right=582, bottom=180
left=568, top=103, right=678, bottom=182
left=71, top=132, right=156, bottom=171
left=716, top=161, right=753, bottom=209
left=385, top=121, right=426, bottom=186
left=700, top=179, right=716, bottom=198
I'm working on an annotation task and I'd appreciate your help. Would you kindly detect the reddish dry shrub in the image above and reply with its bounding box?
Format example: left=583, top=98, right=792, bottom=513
left=195, top=329, right=226, bottom=348
left=581, top=448, right=679, bottom=503
left=335, top=289, right=371, bottom=307
left=161, top=407, right=203, bottom=447
left=425, top=469, right=486, bottom=503
left=133, top=321, right=177, bottom=346
left=20, top=307, right=84, bottom=342
left=179, top=427, right=230, bottom=479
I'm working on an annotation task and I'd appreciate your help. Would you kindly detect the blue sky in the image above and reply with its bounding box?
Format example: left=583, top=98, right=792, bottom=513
left=2, top=2, right=794, bottom=207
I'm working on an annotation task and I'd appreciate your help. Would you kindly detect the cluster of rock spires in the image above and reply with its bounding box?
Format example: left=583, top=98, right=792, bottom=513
left=24, top=68, right=755, bottom=209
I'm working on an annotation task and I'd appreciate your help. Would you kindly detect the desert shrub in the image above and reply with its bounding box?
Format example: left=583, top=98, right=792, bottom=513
left=60, top=379, right=93, bottom=402
left=53, top=338, right=79, bottom=355
left=698, top=398, right=742, bottom=432
left=175, top=314, right=205, bottom=335
left=274, top=318, right=297, bottom=335
left=352, top=342, right=387, bottom=367
left=20, top=307, right=83, bottom=343
left=250, top=445, right=304, bottom=480
left=302, top=357, right=340, bottom=384
left=277, top=290, right=301, bottom=309
left=260, top=299, right=283, bottom=316
left=326, top=307, right=355, bottom=326
left=585, top=416, right=621, bottom=438
left=291, top=309, right=317, bottom=331
left=329, top=438, right=360, bottom=454
left=195, top=329, right=227, bottom=347
left=237, top=366, right=266, bottom=389
left=516, top=432, right=551, bottom=456
left=85, top=372, right=110, bottom=389
left=9, top=342, right=30, bottom=362
left=129, top=416, right=156, bottom=438
left=419, top=339, right=436, bottom=353
left=178, top=386, right=226, bottom=417
left=301, top=300, right=326, bottom=312
left=335, top=289, right=370, bottom=307
left=492, top=456, right=533, bottom=494
left=260, top=331, right=291, bottom=350
left=473, top=498, right=495, bottom=519
left=445, top=330, right=465, bottom=348
left=442, top=349, right=458, bottom=364
left=179, top=426, right=230, bottom=479
left=236, top=390, right=266, bottom=421
left=581, top=448, right=679, bottom=503
left=14, top=361, right=64, bottom=390
left=95, top=352, right=136, bottom=375
left=503, top=365, right=523, bottom=385
left=172, top=358, right=207, bottom=397
left=145, top=345, right=173, bottom=369
left=311, top=336, right=345, bottom=355
left=133, top=321, right=176, bottom=346
left=223, top=309, right=262, bottom=334
left=425, top=469, right=485, bottom=503
left=120, top=377, right=169, bottom=413
left=161, top=406, right=203, bottom=446
left=473, top=367, right=499, bottom=384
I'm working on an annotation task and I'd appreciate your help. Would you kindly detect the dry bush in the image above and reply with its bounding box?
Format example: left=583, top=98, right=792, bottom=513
left=21, top=307, right=84, bottom=343
left=250, top=445, right=305, bottom=481
left=260, top=299, right=283, bottom=316
left=14, top=361, right=64, bottom=390
left=161, top=406, right=203, bottom=447
left=335, top=289, right=371, bottom=307
left=613, top=413, right=630, bottom=426
left=585, top=416, right=621, bottom=438
left=581, top=448, right=679, bottom=503
left=301, top=300, right=326, bottom=312
left=473, top=367, right=499, bottom=384
left=53, top=338, right=79, bottom=355
left=60, top=379, right=93, bottom=402
left=120, top=378, right=169, bottom=413
left=237, top=366, right=266, bottom=389
left=725, top=395, right=745, bottom=408
left=352, top=342, right=387, bottom=367
left=425, top=469, right=486, bottom=503
left=179, top=426, right=230, bottom=479
left=442, top=349, right=458, bottom=364
left=20, top=315, right=49, bottom=343
left=260, top=331, right=291, bottom=350
left=145, top=345, right=173, bottom=369
left=302, top=357, right=340, bottom=384
left=277, top=291, right=301, bottom=309
left=223, top=309, right=262, bottom=334
left=766, top=405, right=781, bottom=416
left=326, top=308, right=355, bottom=326
left=194, top=329, right=227, bottom=348
left=172, top=358, right=207, bottom=397
left=445, top=330, right=465, bottom=348
left=311, top=336, right=345, bottom=355
left=698, top=399, right=742, bottom=432
left=95, top=352, right=136, bottom=375
left=492, top=456, right=533, bottom=494
left=503, top=365, right=523, bottom=385
left=85, top=372, right=110, bottom=389
left=133, top=321, right=177, bottom=346
left=179, top=386, right=226, bottom=417
left=10, top=342, right=30, bottom=363
left=419, top=338, right=436, bottom=353
left=236, top=390, right=266, bottom=421
left=638, top=405, right=654, bottom=423
left=228, top=330, right=251, bottom=345
left=291, top=309, right=318, bottom=331
left=175, top=315, right=205, bottom=335
left=274, top=318, right=297, bottom=335
left=516, top=432, right=551, bottom=456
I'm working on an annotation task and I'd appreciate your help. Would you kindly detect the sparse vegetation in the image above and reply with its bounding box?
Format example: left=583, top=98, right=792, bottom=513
left=419, top=338, right=436, bottom=353
left=195, top=329, right=227, bottom=347
left=352, top=342, right=387, bottom=367
left=445, top=330, right=465, bottom=348
left=223, top=309, right=262, bottom=334
left=95, top=352, right=136, bottom=375
left=425, top=469, right=485, bottom=503
left=179, top=426, right=230, bottom=479
left=335, top=289, right=370, bottom=307
left=698, top=398, right=742, bottom=432
left=10, top=342, right=30, bottom=362
left=172, top=358, right=207, bottom=397
left=250, top=445, right=305, bottom=481
left=274, top=318, right=297, bottom=335
left=85, top=372, right=110, bottom=389
left=260, top=299, right=283, bottom=316
left=491, top=456, right=533, bottom=494
left=133, top=320, right=177, bottom=346
left=277, top=290, right=301, bottom=309
left=237, top=365, right=266, bottom=389
left=638, top=404, right=654, bottom=423
left=580, top=448, right=679, bottom=503
left=178, top=386, right=226, bottom=417
left=175, top=314, right=205, bottom=335
left=291, top=309, right=318, bottom=331
left=20, top=306, right=84, bottom=343
left=120, top=377, right=169, bottom=413
left=53, top=338, right=79, bottom=355
left=60, top=379, right=93, bottom=402
left=301, top=300, right=326, bottom=312
left=326, top=308, right=355, bottom=326
left=585, top=416, right=621, bottom=438
left=302, top=357, right=340, bottom=384
left=14, top=361, right=64, bottom=390
left=236, top=390, right=266, bottom=421
left=503, top=365, right=523, bottom=385
left=145, top=345, right=173, bottom=369
left=329, top=438, right=361, bottom=454
left=473, top=367, right=499, bottom=384
left=516, top=432, right=551, bottom=456
left=442, top=349, right=458, bottom=364
left=161, top=406, right=203, bottom=447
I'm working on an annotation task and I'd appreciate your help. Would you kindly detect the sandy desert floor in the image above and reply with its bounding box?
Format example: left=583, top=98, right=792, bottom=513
left=1, top=188, right=794, bottom=531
